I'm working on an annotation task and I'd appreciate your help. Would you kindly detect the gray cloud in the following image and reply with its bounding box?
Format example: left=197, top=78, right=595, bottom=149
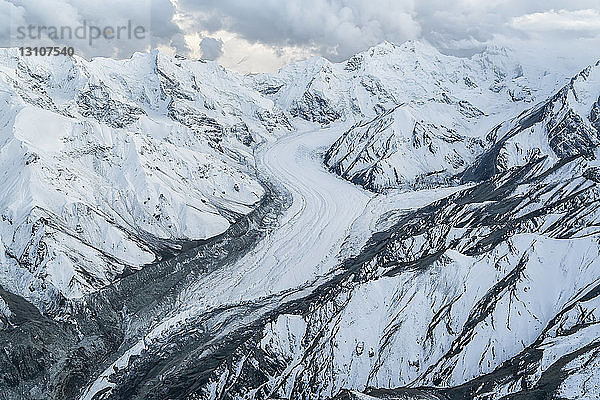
left=1, top=0, right=599, bottom=70
left=2, top=0, right=188, bottom=58
left=199, top=36, right=223, bottom=60
left=173, top=0, right=600, bottom=69
left=413, top=1, right=600, bottom=52
left=176, top=0, right=421, bottom=61
left=511, top=8, right=600, bottom=36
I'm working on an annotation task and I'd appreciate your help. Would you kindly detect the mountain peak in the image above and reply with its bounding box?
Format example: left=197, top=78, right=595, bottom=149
left=362, top=39, right=439, bottom=59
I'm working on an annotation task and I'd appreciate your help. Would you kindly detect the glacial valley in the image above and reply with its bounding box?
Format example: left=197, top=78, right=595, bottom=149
left=0, top=40, right=599, bottom=400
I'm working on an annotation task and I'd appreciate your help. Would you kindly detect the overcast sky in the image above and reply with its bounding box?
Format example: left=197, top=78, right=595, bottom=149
left=1, top=0, right=599, bottom=73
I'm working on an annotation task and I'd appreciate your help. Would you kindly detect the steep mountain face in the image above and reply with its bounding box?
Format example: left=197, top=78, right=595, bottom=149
left=324, top=103, right=486, bottom=191
left=193, top=63, right=600, bottom=399
left=0, top=49, right=291, bottom=309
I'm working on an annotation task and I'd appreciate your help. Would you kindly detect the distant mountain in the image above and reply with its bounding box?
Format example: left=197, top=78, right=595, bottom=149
left=252, top=41, right=557, bottom=125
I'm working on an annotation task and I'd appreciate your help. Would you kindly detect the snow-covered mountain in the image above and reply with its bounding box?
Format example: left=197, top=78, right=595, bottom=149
left=312, top=41, right=572, bottom=191
left=324, top=103, right=486, bottom=191
left=0, top=40, right=599, bottom=400
left=0, top=48, right=291, bottom=308
left=252, top=41, right=555, bottom=125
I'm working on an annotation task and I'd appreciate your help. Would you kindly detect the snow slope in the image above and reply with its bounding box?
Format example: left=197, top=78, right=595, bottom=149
left=0, top=48, right=291, bottom=307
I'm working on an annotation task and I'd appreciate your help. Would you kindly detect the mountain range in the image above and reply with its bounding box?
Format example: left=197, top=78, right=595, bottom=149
left=0, top=40, right=599, bottom=400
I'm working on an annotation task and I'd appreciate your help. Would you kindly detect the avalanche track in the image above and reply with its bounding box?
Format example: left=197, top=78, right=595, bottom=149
left=80, top=126, right=372, bottom=400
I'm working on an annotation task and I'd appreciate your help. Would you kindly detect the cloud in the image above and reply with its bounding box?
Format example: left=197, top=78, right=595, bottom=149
left=1, top=0, right=187, bottom=58
left=199, top=36, right=223, bottom=60
left=1, top=0, right=599, bottom=72
left=175, top=0, right=421, bottom=61
left=170, top=0, right=600, bottom=72
left=511, top=9, right=600, bottom=34
left=411, top=1, right=600, bottom=53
